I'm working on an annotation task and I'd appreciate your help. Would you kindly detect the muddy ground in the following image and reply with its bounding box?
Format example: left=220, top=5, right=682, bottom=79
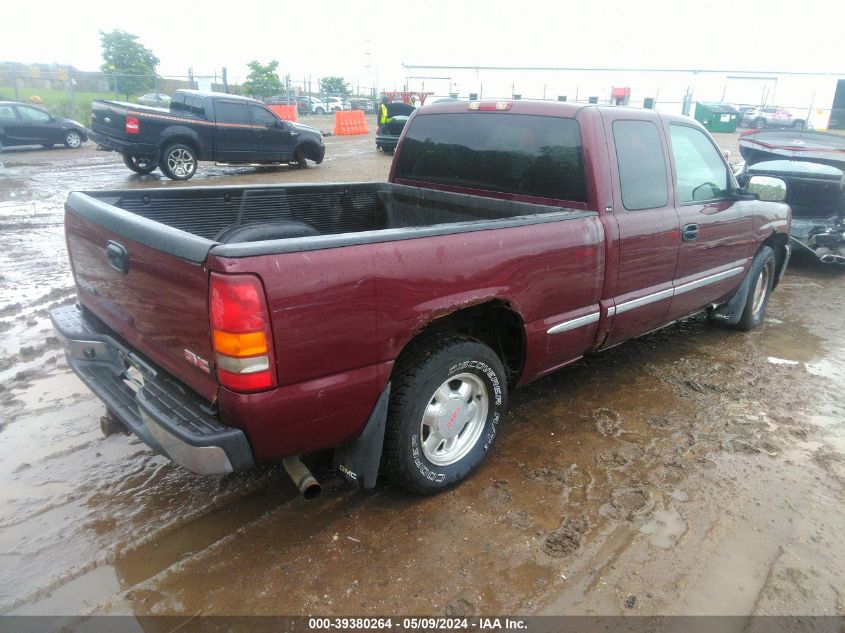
left=1, top=124, right=844, bottom=622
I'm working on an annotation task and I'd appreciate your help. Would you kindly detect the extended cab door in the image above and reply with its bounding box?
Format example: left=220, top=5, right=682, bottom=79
left=664, top=123, right=752, bottom=320
left=249, top=104, right=295, bottom=161
left=601, top=112, right=680, bottom=347
left=214, top=100, right=254, bottom=161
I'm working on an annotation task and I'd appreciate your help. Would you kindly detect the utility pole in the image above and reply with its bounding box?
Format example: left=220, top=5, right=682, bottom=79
left=222, top=67, right=229, bottom=93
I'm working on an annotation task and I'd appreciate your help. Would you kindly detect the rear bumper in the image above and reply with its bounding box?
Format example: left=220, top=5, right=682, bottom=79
left=375, top=133, right=399, bottom=150
left=89, top=131, right=158, bottom=158
left=50, top=303, right=255, bottom=475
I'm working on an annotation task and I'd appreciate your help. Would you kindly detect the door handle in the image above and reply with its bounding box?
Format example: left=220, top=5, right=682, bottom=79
left=106, top=240, right=129, bottom=274
left=682, top=223, right=699, bottom=242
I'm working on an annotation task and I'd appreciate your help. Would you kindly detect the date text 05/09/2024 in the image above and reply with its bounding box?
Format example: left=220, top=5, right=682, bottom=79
left=307, top=617, right=528, bottom=630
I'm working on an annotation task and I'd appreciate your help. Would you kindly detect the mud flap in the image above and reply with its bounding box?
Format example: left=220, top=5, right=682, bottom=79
left=333, top=382, right=390, bottom=490
left=709, top=265, right=755, bottom=325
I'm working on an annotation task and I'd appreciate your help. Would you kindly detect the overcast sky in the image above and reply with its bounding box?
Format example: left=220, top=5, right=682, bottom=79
left=1, top=0, right=841, bottom=90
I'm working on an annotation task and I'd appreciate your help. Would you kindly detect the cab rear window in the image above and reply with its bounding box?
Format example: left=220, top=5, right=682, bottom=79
left=394, top=112, right=587, bottom=202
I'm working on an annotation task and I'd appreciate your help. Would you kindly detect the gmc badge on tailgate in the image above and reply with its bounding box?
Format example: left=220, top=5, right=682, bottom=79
left=184, top=349, right=211, bottom=373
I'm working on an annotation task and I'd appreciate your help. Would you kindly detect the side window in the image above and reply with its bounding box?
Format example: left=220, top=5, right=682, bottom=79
left=613, top=120, right=669, bottom=210
left=170, top=94, right=185, bottom=113
left=250, top=105, right=277, bottom=127
left=188, top=97, right=206, bottom=119
left=17, top=107, right=51, bottom=123
left=0, top=105, right=16, bottom=119
left=216, top=101, right=250, bottom=125
left=669, top=125, right=730, bottom=203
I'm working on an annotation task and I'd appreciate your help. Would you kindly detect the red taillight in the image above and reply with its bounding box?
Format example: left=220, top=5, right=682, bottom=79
left=210, top=273, right=277, bottom=393
left=126, top=116, right=140, bottom=134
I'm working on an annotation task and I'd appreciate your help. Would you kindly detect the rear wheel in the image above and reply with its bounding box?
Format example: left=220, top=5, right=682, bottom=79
left=754, top=118, right=766, bottom=129
left=123, top=154, right=157, bottom=174
left=315, top=107, right=325, bottom=115
left=64, top=130, right=83, bottom=148
left=159, top=143, right=197, bottom=180
left=792, top=120, right=806, bottom=129
left=384, top=336, right=508, bottom=495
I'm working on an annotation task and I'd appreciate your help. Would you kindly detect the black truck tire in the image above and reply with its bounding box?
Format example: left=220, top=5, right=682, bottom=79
left=384, top=336, right=508, bottom=495
left=123, top=154, right=157, bottom=174
left=710, top=245, right=776, bottom=331
left=159, top=143, right=197, bottom=180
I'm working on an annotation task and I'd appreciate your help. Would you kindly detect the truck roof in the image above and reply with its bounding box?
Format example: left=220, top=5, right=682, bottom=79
left=174, top=89, right=262, bottom=105
left=417, top=98, right=699, bottom=127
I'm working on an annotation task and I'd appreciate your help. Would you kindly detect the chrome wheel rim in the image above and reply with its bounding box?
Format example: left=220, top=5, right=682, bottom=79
left=752, top=261, right=772, bottom=315
left=420, top=373, right=488, bottom=466
left=167, top=149, right=194, bottom=177
left=66, top=131, right=81, bottom=147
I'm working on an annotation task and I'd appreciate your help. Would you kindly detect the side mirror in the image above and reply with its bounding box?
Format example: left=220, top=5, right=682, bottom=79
left=746, top=175, right=787, bottom=202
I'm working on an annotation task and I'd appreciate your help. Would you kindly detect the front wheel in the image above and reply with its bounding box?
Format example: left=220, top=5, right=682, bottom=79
left=713, top=245, right=776, bottom=331
left=754, top=118, right=766, bottom=129
left=383, top=336, right=508, bottom=495
left=315, top=107, right=325, bottom=115
left=792, top=120, right=806, bottom=129
left=123, top=154, right=157, bottom=174
left=159, top=143, right=197, bottom=180
left=64, top=130, right=83, bottom=148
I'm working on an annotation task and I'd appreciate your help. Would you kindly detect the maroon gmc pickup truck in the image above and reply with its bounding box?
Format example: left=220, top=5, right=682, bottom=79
left=51, top=100, right=791, bottom=496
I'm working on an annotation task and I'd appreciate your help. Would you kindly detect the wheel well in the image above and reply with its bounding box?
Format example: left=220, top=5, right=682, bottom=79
left=159, top=136, right=198, bottom=155
left=394, top=300, right=526, bottom=387
left=762, top=232, right=789, bottom=288
left=295, top=141, right=321, bottom=161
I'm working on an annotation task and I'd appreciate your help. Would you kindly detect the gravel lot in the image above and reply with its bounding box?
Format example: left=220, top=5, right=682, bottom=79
left=0, top=124, right=843, bottom=621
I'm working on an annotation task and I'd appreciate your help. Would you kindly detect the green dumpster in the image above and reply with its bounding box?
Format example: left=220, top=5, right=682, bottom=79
left=694, top=102, right=740, bottom=133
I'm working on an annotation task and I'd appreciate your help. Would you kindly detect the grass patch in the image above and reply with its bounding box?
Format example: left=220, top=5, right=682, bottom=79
left=0, top=86, right=140, bottom=126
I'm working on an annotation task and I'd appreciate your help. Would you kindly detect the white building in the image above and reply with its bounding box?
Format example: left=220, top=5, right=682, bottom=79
left=401, top=65, right=845, bottom=130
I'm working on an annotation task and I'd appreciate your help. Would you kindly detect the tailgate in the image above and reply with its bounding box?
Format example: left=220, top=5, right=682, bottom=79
left=65, top=192, right=218, bottom=401
left=91, top=101, right=128, bottom=141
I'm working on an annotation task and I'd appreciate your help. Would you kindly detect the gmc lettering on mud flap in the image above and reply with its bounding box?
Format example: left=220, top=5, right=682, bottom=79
left=411, top=434, right=446, bottom=482
left=448, top=360, right=502, bottom=405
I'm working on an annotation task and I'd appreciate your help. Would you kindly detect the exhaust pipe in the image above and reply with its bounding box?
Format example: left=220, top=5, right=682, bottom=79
left=283, top=456, right=321, bottom=500
left=820, top=253, right=836, bottom=263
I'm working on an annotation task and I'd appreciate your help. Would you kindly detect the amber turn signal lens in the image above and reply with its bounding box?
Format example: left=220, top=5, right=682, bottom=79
left=212, top=329, right=268, bottom=357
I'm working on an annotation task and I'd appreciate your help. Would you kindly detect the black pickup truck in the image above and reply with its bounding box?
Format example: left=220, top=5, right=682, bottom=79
left=90, top=90, right=325, bottom=180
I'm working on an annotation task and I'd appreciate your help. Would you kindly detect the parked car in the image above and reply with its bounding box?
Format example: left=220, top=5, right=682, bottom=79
left=52, top=100, right=790, bottom=498
left=736, top=128, right=845, bottom=264
left=375, top=101, right=415, bottom=152
left=88, top=89, right=325, bottom=180
left=742, top=106, right=806, bottom=129
left=350, top=98, right=374, bottom=113
left=265, top=95, right=297, bottom=106
left=0, top=101, right=87, bottom=151
left=136, top=93, right=171, bottom=108
left=296, top=96, right=322, bottom=115
left=734, top=105, right=756, bottom=127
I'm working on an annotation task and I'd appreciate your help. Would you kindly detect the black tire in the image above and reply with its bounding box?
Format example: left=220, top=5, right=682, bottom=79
left=158, top=143, right=197, bottom=180
left=291, top=146, right=309, bottom=169
left=123, top=153, right=157, bottom=174
left=384, top=335, right=508, bottom=495
left=64, top=129, right=83, bottom=148
left=315, top=107, right=325, bottom=115
left=718, top=245, right=776, bottom=331
left=792, top=120, right=805, bottom=130
left=754, top=118, right=766, bottom=129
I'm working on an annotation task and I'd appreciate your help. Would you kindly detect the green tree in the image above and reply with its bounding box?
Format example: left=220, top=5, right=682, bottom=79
left=320, top=76, right=350, bottom=97
left=99, top=30, right=160, bottom=100
left=244, top=60, right=283, bottom=98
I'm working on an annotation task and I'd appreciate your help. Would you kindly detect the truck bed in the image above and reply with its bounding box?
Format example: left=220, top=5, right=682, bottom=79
left=74, top=183, right=594, bottom=258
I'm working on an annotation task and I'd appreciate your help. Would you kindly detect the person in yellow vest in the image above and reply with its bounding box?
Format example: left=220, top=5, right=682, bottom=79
left=378, top=96, right=390, bottom=133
